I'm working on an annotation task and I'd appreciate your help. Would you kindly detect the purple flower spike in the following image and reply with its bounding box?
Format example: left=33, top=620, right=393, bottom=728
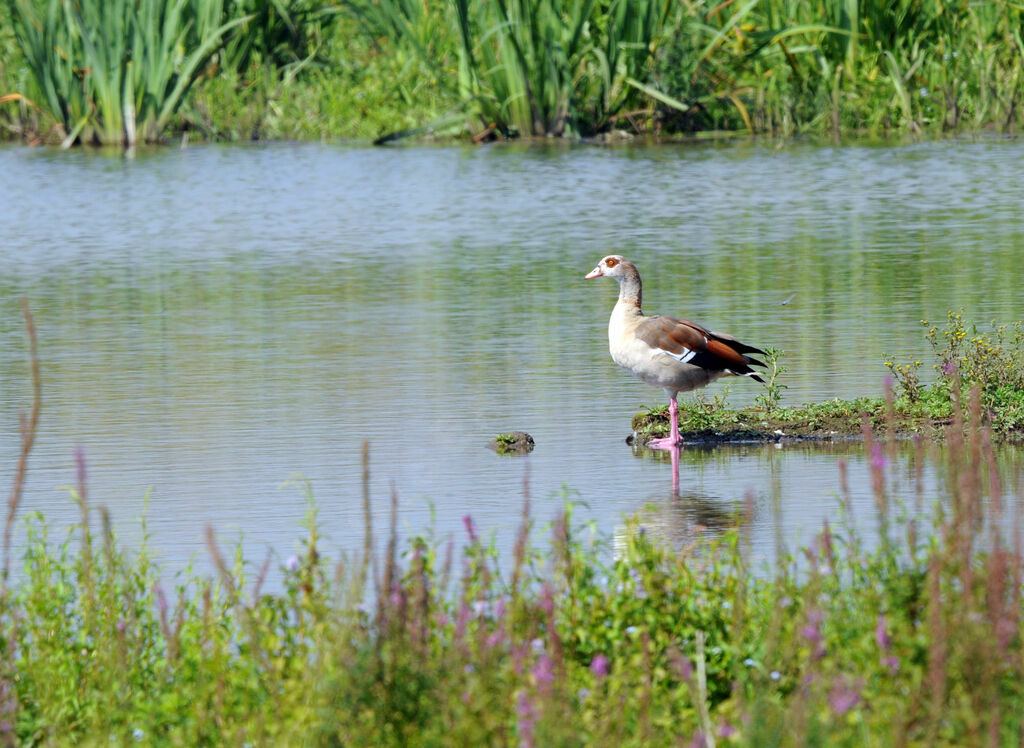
left=799, top=609, right=826, bottom=658
left=870, top=443, right=888, bottom=471
left=455, top=602, right=470, bottom=640
left=590, top=653, right=610, bottom=678
left=801, top=623, right=822, bottom=642
left=532, top=654, right=554, bottom=685
left=462, top=514, right=478, bottom=543
left=828, top=680, right=861, bottom=716
left=539, top=584, right=555, bottom=615
left=875, top=614, right=892, bottom=651
left=516, top=691, right=536, bottom=748
left=75, top=447, right=88, bottom=491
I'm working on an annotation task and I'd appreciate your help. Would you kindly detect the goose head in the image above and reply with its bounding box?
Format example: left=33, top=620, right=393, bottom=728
left=584, top=255, right=634, bottom=281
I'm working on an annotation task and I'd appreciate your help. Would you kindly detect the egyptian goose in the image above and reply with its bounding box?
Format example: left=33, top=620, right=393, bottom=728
left=585, top=255, right=767, bottom=449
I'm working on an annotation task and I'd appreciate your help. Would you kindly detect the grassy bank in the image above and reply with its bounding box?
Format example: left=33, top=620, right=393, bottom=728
left=2, top=0, right=1024, bottom=145
left=633, top=312, right=1024, bottom=446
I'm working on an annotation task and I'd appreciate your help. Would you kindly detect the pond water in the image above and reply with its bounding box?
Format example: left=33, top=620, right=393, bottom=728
left=2, top=138, right=1024, bottom=583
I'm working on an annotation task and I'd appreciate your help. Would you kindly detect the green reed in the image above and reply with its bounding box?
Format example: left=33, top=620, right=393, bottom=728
left=457, top=0, right=669, bottom=136
left=6, top=0, right=248, bottom=146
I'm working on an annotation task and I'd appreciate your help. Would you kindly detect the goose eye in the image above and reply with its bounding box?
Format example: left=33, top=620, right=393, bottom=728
left=605, top=257, right=618, bottom=268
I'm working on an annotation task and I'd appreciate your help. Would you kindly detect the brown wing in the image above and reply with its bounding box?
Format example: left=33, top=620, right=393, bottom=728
left=635, top=316, right=766, bottom=378
left=635, top=316, right=708, bottom=357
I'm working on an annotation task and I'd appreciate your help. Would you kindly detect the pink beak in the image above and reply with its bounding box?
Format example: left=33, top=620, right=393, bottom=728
left=584, top=266, right=603, bottom=280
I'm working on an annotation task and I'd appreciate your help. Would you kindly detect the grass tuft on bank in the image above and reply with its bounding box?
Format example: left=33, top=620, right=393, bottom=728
left=633, top=312, right=1024, bottom=445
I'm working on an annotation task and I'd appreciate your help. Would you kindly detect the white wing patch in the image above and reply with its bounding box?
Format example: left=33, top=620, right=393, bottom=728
left=660, top=347, right=697, bottom=363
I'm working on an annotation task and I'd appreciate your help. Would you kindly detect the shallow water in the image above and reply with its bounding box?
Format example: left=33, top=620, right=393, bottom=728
left=2, top=139, right=1023, bottom=581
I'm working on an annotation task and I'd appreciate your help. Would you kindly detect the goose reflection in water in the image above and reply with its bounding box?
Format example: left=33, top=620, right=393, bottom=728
left=612, top=486, right=743, bottom=559
left=617, top=442, right=747, bottom=551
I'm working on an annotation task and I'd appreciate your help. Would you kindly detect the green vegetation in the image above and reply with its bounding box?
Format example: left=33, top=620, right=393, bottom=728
left=3, top=0, right=1024, bottom=145
left=4, top=308, right=1024, bottom=743
left=634, top=312, right=1024, bottom=445
left=487, top=431, right=536, bottom=454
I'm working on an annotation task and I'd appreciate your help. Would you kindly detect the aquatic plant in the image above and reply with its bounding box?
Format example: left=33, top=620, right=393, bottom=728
left=332, top=0, right=1024, bottom=138
left=186, top=12, right=455, bottom=141
left=206, top=0, right=332, bottom=77
left=885, top=312, right=1024, bottom=434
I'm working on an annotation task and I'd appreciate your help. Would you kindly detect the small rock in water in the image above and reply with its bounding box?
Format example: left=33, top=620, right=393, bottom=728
left=487, top=431, right=535, bottom=455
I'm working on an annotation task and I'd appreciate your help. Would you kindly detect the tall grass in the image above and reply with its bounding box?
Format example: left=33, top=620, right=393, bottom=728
left=200, top=0, right=336, bottom=78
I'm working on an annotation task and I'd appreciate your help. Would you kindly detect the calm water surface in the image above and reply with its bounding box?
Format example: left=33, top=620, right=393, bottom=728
left=2, top=139, right=1023, bottom=581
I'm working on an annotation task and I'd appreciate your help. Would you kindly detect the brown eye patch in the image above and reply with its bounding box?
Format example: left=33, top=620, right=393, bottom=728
left=605, top=257, right=618, bottom=268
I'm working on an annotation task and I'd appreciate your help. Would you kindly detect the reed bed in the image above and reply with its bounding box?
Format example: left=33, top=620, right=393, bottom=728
left=3, top=304, right=1024, bottom=745
left=3, top=0, right=1024, bottom=144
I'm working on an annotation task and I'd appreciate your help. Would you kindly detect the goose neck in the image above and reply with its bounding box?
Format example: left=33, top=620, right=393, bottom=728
left=617, top=269, right=642, bottom=310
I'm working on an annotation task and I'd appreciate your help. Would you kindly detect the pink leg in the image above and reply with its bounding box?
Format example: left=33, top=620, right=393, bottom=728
left=670, top=442, right=680, bottom=495
left=646, top=396, right=681, bottom=450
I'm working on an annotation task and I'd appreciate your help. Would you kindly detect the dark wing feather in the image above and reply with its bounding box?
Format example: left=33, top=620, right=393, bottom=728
left=707, top=328, right=767, bottom=357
